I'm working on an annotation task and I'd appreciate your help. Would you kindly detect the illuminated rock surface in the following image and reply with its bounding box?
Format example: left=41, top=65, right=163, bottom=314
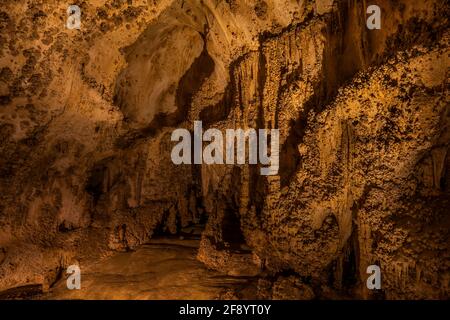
left=45, top=239, right=257, bottom=300
left=0, top=0, right=448, bottom=299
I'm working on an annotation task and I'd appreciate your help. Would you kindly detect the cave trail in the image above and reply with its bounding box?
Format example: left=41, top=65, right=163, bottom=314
left=44, top=238, right=254, bottom=300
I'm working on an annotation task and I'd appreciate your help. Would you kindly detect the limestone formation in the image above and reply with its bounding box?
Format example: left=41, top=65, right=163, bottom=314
left=0, top=0, right=448, bottom=299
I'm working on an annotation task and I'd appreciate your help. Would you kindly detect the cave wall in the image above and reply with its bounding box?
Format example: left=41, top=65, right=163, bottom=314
left=0, top=0, right=448, bottom=299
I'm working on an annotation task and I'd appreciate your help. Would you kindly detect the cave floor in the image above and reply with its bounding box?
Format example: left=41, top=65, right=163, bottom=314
left=43, top=238, right=256, bottom=300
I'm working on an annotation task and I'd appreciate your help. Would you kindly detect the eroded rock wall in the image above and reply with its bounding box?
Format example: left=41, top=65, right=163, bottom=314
left=0, top=0, right=448, bottom=299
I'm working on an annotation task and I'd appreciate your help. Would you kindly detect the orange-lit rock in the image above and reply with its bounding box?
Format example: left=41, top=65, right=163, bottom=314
left=0, top=0, right=448, bottom=300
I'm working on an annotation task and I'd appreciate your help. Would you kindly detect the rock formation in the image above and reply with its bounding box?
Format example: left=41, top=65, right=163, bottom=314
left=0, top=0, right=448, bottom=299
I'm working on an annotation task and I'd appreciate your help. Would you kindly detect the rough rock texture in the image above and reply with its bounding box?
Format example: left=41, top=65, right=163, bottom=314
left=0, top=0, right=449, bottom=299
